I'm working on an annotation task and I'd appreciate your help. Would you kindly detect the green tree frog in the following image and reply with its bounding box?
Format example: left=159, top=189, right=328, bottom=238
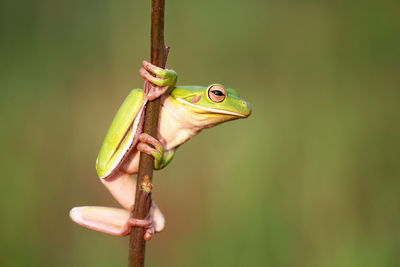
left=70, top=61, right=251, bottom=240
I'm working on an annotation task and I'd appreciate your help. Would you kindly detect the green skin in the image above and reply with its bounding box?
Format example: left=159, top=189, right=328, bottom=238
left=96, top=65, right=251, bottom=179
left=69, top=61, right=251, bottom=239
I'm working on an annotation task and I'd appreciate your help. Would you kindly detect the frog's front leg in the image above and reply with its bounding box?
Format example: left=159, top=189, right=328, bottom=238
left=139, top=60, right=177, bottom=101
left=137, top=133, right=176, bottom=170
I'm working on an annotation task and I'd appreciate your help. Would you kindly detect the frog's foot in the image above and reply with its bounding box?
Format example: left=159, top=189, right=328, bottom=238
left=127, top=206, right=155, bottom=241
left=137, top=133, right=176, bottom=170
left=69, top=204, right=164, bottom=239
left=128, top=216, right=154, bottom=241
left=139, top=60, right=177, bottom=101
left=137, top=133, right=164, bottom=169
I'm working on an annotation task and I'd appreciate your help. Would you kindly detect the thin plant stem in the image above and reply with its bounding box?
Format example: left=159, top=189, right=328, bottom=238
left=128, top=0, right=168, bottom=266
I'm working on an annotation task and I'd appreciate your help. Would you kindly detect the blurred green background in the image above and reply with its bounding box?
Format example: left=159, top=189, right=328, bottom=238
left=1, top=0, right=399, bottom=266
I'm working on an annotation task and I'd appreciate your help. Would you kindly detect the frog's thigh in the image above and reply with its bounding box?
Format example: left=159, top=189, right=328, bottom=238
left=96, top=89, right=145, bottom=178
left=101, top=173, right=136, bottom=210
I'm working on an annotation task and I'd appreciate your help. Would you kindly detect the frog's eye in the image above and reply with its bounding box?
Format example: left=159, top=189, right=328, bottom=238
left=207, top=85, right=226, bottom=103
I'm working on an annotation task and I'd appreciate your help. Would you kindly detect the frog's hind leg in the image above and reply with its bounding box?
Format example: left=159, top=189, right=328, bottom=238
left=96, top=88, right=146, bottom=179
left=100, top=173, right=137, bottom=210
left=70, top=173, right=166, bottom=237
left=69, top=203, right=165, bottom=239
left=69, top=206, right=134, bottom=236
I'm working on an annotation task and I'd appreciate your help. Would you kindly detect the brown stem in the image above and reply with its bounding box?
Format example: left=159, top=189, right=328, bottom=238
left=128, top=0, right=168, bottom=266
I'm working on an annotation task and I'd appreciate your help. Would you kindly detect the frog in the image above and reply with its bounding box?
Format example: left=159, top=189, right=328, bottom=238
left=69, top=61, right=251, bottom=240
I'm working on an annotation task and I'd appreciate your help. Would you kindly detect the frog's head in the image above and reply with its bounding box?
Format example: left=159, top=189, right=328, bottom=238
left=169, top=84, right=251, bottom=128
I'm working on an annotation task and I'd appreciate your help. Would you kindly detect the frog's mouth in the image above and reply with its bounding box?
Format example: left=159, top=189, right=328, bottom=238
left=175, top=98, right=247, bottom=117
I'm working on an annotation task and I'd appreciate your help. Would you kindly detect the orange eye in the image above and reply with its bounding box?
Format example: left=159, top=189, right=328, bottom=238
left=207, top=85, right=226, bottom=103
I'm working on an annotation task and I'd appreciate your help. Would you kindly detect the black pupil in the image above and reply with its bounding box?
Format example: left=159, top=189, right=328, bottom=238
left=212, top=90, right=224, bottom=96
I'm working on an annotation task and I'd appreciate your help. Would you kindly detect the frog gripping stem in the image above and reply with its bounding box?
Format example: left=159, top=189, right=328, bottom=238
left=139, top=61, right=176, bottom=101
left=128, top=0, right=169, bottom=266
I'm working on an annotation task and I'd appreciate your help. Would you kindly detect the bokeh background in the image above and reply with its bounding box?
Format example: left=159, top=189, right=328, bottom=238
left=1, top=0, right=399, bottom=266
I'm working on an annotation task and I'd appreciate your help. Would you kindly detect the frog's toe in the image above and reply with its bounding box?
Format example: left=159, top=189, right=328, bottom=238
left=127, top=202, right=164, bottom=240
left=139, top=67, right=169, bottom=87
left=128, top=214, right=155, bottom=241
left=139, top=67, right=170, bottom=101
left=138, top=133, right=163, bottom=149
left=137, top=133, right=163, bottom=161
left=137, top=142, right=160, bottom=162
left=147, top=85, right=169, bottom=101
left=137, top=133, right=168, bottom=169
left=141, top=60, right=173, bottom=79
left=139, top=60, right=177, bottom=100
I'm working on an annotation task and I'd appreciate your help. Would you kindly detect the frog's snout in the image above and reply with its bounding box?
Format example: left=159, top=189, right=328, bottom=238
left=240, top=100, right=251, bottom=117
